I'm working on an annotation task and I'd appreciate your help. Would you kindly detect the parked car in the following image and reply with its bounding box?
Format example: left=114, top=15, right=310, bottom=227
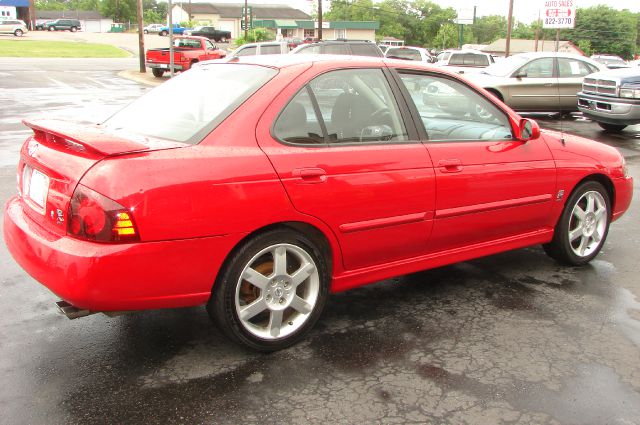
left=4, top=55, right=632, bottom=352
left=378, top=44, right=390, bottom=54
left=184, top=26, right=231, bottom=42
left=45, top=18, right=81, bottom=32
left=590, top=55, right=629, bottom=69
left=465, top=52, right=606, bottom=112
left=384, top=46, right=433, bottom=62
left=434, top=49, right=495, bottom=74
left=0, top=19, right=27, bottom=36
left=35, top=20, right=53, bottom=31
left=143, top=23, right=164, bottom=34
left=290, top=40, right=383, bottom=57
left=577, top=67, right=640, bottom=132
left=228, top=42, right=289, bottom=58
left=285, top=38, right=304, bottom=49
left=158, top=25, right=190, bottom=36
left=145, top=36, right=226, bottom=77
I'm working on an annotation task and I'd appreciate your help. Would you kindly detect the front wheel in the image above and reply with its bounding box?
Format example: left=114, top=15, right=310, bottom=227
left=208, top=229, right=329, bottom=352
left=597, top=122, right=627, bottom=132
left=151, top=68, right=165, bottom=78
left=48, top=26, right=55, bottom=31
left=221, top=37, right=227, bottom=43
left=159, top=30, right=167, bottom=36
left=143, top=29, right=148, bottom=34
left=14, top=29, right=23, bottom=36
left=70, top=26, right=77, bottom=32
left=543, top=181, right=611, bottom=265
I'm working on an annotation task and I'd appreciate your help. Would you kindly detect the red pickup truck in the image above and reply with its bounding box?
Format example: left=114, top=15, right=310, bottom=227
left=146, top=36, right=227, bottom=78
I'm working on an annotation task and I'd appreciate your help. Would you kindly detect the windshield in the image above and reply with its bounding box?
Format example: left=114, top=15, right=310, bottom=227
left=103, top=64, right=277, bottom=144
left=386, top=48, right=422, bottom=61
left=483, top=55, right=530, bottom=76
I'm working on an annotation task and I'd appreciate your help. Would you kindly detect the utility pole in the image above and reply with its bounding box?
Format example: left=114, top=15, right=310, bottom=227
left=505, top=0, right=514, bottom=57
left=318, top=0, right=322, bottom=40
left=137, top=0, right=145, bottom=73
left=244, top=0, right=248, bottom=40
left=168, top=0, right=174, bottom=77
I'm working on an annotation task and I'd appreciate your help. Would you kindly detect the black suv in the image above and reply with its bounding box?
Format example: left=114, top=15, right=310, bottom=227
left=46, top=19, right=81, bottom=32
left=291, top=40, right=383, bottom=57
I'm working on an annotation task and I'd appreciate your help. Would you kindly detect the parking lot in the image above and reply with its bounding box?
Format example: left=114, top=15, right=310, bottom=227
left=0, top=57, right=639, bottom=424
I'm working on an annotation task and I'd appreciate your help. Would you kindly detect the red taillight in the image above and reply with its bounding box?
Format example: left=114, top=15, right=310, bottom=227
left=68, top=185, right=139, bottom=243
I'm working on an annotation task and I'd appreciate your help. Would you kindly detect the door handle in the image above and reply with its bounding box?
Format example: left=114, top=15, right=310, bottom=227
left=292, top=167, right=327, bottom=183
left=544, top=83, right=554, bottom=87
left=438, top=159, right=463, bottom=173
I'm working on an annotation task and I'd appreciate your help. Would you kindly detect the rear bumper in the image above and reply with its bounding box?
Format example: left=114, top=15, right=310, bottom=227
left=146, top=62, right=184, bottom=71
left=3, top=196, right=239, bottom=311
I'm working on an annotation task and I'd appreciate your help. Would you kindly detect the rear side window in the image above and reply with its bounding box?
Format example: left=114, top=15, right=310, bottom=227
left=296, top=45, right=321, bottom=55
left=387, top=48, right=421, bottom=61
left=260, top=45, right=282, bottom=55
left=351, top=44, right=382, bottom=57
left=323, top=44, right=349, bottom=55
left=558, top=58, right=595, bottom=77
left=235, top=46, right=257, bottom=57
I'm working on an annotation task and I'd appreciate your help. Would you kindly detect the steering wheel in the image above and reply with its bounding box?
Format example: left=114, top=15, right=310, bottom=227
left=371, top=106, right=391, bottom=122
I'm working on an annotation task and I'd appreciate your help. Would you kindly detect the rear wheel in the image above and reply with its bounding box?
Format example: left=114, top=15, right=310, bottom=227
left=597, top=122, right=627, bottom=132
left=159, top=30, right=167, bottom=36
left=221, top=36, right=227, bottom=43
left=208, top=229, right=329, bottom=352
left=143, top=29, right=148, bottom=34
left=543, top=181, right=611, bottom=265
left=70, top=26, right=77, bottom=32
left=14, top=29, right=23, bottom=36
left=151, top=68, right=165, bottom=78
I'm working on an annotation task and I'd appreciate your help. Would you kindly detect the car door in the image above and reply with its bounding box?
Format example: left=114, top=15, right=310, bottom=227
left=394, top=70, right=557, bottom=253
left=256, top=67, right=436, bottom=271
left=203, top=39, right=217, bottom=60
left=506, top=57, right=560, bottom=111
left=556, top=57, right=600, bottom=111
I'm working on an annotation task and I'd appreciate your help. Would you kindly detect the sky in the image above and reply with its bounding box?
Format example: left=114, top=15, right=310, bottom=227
left=172, top=1, right=640, bottom=24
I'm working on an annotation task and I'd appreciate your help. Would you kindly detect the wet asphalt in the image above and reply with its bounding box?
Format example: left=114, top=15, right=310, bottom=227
left=0, top=59, right=639, bottom=424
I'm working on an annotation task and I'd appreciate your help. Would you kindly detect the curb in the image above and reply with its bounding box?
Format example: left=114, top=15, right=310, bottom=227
left=118, top=69, right=168, bottom=87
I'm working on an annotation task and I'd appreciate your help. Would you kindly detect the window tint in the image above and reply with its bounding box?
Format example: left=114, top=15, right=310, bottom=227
left=235, top=46, right=257, bottom=57
left=386, top=48, right=422, bottom=61
left=399, top=73, right=513, bottom=142
left=260, top=44, right=282, bottom=55
left=557, top=58, right=594, bottom=77
left=323, top=44, right=349, bottom=55
left=351, top=43, right=381, bottom=57
left=273, top=69, right=408, bottom=145
left=516, top=58, right=554, bottom=78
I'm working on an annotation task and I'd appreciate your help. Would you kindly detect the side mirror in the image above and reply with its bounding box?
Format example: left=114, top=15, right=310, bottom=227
left=519, top=118, right=540, bottom=141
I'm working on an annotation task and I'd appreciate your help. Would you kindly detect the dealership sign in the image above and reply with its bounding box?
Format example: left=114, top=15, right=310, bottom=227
left=542, top=0, right=576, bottom=29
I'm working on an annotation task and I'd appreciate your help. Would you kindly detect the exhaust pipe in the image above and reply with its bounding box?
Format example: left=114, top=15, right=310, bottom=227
left=55, top=300, right=94, bottom=319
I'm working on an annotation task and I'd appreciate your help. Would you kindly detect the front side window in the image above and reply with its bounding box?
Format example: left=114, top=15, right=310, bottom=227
left=205, top=40, right=215, bottom=50
left=235, top=46, right=257, bottom=57
left=398, top=72, right=513, bottom=142
left=324, top=44, right=349, bottom=55
left=515, top=58, right=554, bottom=78
left=273, top=69, right=408, bottom=145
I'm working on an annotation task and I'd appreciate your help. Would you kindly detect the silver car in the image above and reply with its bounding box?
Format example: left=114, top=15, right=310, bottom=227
left=0, top=19, right=28, bottom=37
left=465, top=52, right=607, bottom=112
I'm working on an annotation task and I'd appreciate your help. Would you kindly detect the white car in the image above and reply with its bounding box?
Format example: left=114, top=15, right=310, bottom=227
left=143, top=24, right=164, bottom=34
left=0, top=19, right=27, bottom=37
left=384, top=46, right=434, bottom=63
left=434, top=49, right=495, bottom=74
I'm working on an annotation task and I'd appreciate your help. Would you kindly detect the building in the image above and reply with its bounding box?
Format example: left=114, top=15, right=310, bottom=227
left=35, top=10, right=113, bottom=33
left=482, top=38, right=584, bottom=56
left=0, top=0, right=33, bottom=27
left=171, top=2, right=379, bottom=41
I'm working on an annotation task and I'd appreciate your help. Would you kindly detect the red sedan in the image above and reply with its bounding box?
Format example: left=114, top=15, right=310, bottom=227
left=3, top=56, right=633, bottom=351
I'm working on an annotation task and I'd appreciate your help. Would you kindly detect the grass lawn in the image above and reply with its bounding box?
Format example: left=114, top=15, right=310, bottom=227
left=0, top=40, right=130, bottom=58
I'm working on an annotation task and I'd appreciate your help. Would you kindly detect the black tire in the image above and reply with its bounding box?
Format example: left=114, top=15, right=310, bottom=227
left=543, top=181, right=611, bottom=266
left=143, top=29, right=148, bottom=34
left=14, top=29, right=23, bottom=37
left=48, top=26, right=55, bottom=31
left=159, top=30, right=167, bottom=36
left=151, top=68, right=165, bottom=78
left=221, top=37, right=227, bottom=43
left=70, top=26, right=77, bottom=32
left=597, top=122, right=627, bottom=132
left=207, top=229, right=329, bottom=352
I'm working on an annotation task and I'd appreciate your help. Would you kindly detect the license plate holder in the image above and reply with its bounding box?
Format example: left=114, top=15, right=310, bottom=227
left=26, top=167, right=49, bottom=213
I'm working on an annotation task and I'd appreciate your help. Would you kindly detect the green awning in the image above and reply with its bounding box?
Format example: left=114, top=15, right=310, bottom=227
left=274, top=19, right=298, bottom=29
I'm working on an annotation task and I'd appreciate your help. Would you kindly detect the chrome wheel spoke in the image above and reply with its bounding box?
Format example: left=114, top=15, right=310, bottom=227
left=268, top=310, right=284, bottom=337
left=273, top=246, right=287, bottom=276
left=242, top=267, right=270, bottom=290
left=290, top=263, right=315, bottom=288
left=592, top=228, right=602, bottom=243
left=569, top=227, right=583, bottom=242
left=239, top=298, right=268, bottom=321
left=572, top=205, right=586, bottom=221
left=290, top=296, right=312, bottom=314
left=594, top=207, right=606, bottom=223
left=585, top=193, right=595, bottom=213
left=578, top=235, right=589, bottom=256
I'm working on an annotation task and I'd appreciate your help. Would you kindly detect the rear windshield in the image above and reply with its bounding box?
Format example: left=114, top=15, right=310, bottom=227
left=103, top=64, right=277, bottom=144
left=386, top=48, right=422, bottom=61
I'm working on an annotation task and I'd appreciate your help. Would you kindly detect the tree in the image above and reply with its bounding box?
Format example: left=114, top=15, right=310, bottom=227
left=471, top=15, right=507, bottom=44
left=433, top=23, right=458, bottom=49
left=100, top=0, right=137, bottom=23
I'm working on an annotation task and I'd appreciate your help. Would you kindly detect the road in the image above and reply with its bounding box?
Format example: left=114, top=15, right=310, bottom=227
left=1, top=60, right=639, bottom=425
